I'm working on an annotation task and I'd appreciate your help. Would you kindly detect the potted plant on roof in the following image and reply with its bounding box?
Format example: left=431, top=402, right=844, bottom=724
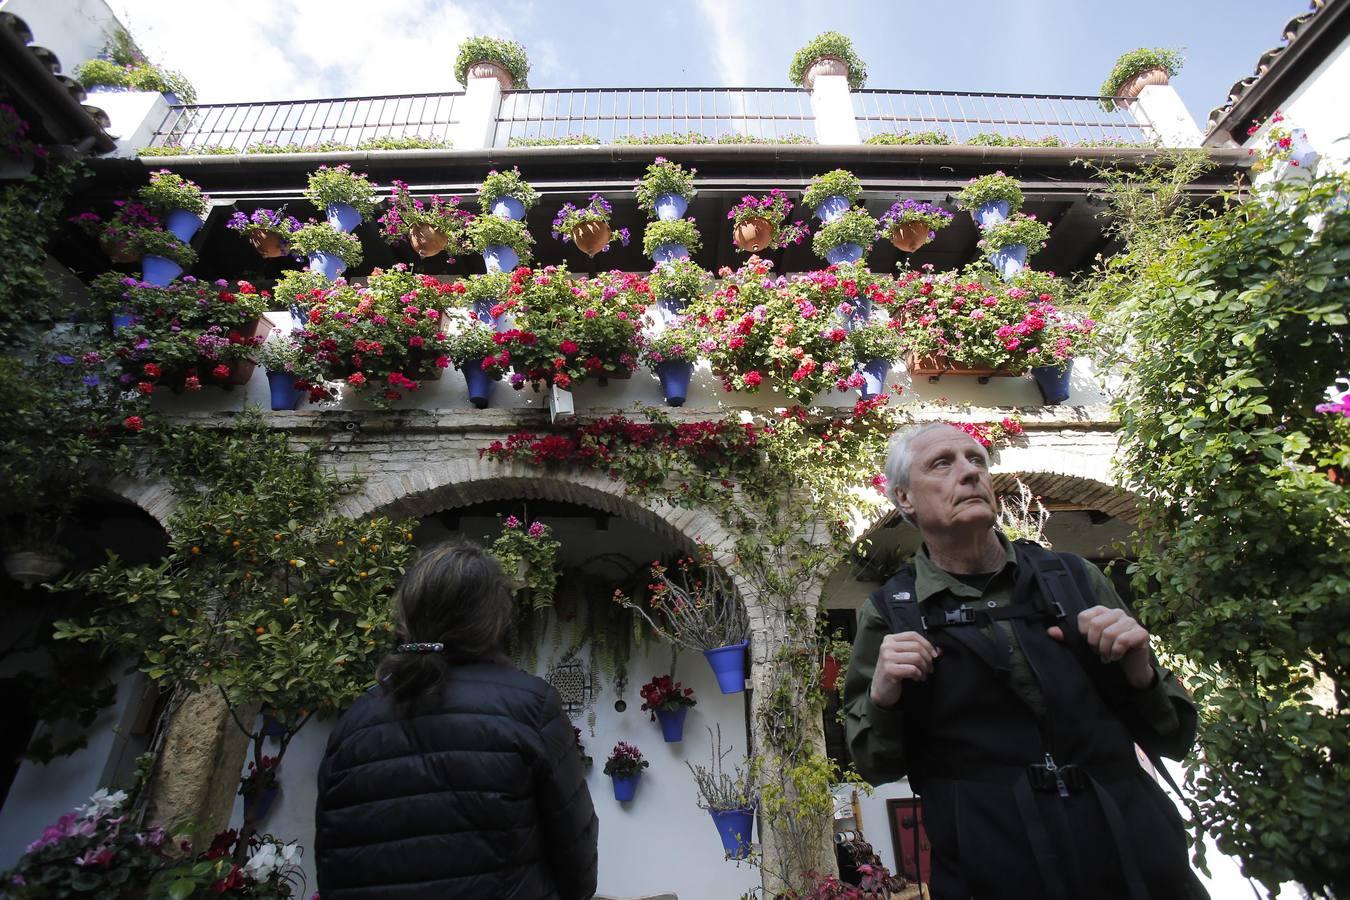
left=138, top=169, right=209, bottom=242
left=379, top=180, right=472, bottom=259
left=1099, top=48, right=1184, bottom=110
left=614, top=551, right=751, bottom=694
left=642, top=218, right=702, bottom=265
left=290, top=221, right=364, bottom=280
left=467, top=214, right=535, bottom=273
left=479, top=167, right=540, bottom=221
left=955, top=171, right=1024, bottom=228
left=727, top=190, right=810, bottom=253
left=552, top=194, right=631, bottom=257
left=878, top=199, right=953, bottom=253
left=977, top=213, right=1051, bottom=280
left=304, top=164, right=379, bottom=233
left=647, top=258, right=711, bottom=320
left=803, top=169, right=863, bottom=223
left=603, top=742, right=649, bottom=803
left=129, top=225, right=198, bottom=286
left=638, top=318, right=702, bottom=407
left=788, top=31, right=868, bottom=91
left=454, top=36, right=530, bottom=90
left=811, top=207, right=877, bottom=266
left=687, top=726, right=758, bottom=860
left=634, top=157, right=697, bottom=222
left=227, top=208, right=302, bottom=259
left=255, top=331, right=326, bottom=411
left=640, top=674, right=697, bottom=742
left=442, top=316, right=509, bottom=409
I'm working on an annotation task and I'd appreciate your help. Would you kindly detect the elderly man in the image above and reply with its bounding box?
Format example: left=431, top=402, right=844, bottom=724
left=843, top=423, right=1206, bottom=900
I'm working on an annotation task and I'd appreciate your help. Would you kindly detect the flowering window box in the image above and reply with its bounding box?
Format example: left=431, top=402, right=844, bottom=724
left=906, top=353, right=1023, bottom=384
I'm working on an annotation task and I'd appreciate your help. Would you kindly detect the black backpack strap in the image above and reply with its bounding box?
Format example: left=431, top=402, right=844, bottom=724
left=872, top=566, right=922, bottom=635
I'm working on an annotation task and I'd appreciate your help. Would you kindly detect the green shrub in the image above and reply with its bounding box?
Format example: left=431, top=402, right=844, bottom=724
left=788, top=32, right=868, bottom=91
left=1099, top=48, right=1184, bottom=110
left=454, top=36, right=530, bottom=88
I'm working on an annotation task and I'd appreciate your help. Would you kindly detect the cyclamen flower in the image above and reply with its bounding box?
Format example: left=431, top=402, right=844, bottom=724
left=527, top=521, right=545, bottom=538
left=505, top=515, right=521, bottom=528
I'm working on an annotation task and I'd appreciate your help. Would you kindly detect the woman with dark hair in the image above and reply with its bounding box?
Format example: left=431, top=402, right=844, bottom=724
left=315, top=540, right=598, bottom=899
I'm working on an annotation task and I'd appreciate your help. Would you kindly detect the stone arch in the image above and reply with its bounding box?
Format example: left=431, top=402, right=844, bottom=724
left=92, top=476, right=179, bottom=533
left=990, top=470, right=1138, bottom=523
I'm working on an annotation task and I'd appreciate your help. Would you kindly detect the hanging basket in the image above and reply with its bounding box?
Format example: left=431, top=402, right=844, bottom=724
left=408, top=223, right=449, bottom=258
left=248, top=230, right=288, bottom=259
left=100, top=234, right=139, bottom=264
left=571, top=220, right=612, bottom=257
left=889, top=221, right=930, bottom=252
left=3, top=550, right=66, bottom=589
left=734, top=217, right=774, bottom=252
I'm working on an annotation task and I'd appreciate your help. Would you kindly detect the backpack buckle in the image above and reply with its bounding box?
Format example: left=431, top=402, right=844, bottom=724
left=942, top=606, right=976, bottom=626
left=1050, top=601, right=1066, bottom=622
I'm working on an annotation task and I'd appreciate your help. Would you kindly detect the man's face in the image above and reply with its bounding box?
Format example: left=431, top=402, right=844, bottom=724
left=894, top=427, right=997, bottom=534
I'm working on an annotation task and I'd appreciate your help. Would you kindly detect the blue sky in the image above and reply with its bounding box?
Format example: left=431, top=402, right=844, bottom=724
left=112, top=0, right=1302, bottom=127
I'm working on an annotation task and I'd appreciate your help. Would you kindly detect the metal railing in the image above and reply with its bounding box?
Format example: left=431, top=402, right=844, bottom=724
left=853, top=89, right=1151, bottom=146
left=147, top=92, right=462, bottom=152
left=492, top=87, right=816, bottom=147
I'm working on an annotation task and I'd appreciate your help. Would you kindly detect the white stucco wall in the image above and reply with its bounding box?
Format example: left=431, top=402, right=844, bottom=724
left=0, top=0, right=123, bottom=75
left=1241, top=31, right=1350, bottom=170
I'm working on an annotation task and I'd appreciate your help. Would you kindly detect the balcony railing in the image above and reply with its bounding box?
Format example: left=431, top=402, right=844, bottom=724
left=853, top=89, right=1151, bottom=145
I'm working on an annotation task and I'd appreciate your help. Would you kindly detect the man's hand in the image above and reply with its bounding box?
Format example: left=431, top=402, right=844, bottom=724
left=1047, top=606, right=1155, bottom=689
left=870, top=631, right=941, bottom=709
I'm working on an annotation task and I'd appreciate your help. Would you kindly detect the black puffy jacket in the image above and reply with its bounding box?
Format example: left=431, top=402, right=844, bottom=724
left=315, top=662, right=599, bottom=900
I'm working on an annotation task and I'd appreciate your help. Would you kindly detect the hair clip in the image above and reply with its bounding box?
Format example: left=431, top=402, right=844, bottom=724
left=396, top=642, right=445, bottom=653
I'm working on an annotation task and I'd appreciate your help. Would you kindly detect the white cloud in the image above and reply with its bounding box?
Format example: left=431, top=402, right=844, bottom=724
left=694, top=0, right=751, bottom=86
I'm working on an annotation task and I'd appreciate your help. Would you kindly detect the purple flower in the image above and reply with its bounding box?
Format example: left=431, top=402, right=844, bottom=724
left=83, top=374, right=100, bottom=387
left=55, top=354, right=75, bottom=365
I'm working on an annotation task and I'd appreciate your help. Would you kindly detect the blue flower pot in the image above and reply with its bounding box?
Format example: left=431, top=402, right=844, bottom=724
left=165, top=208, right=202, bottom=242
left=650, top=243, right=689, bottom=265
left=471, top=298, right=502, bottom=331
left=308, top=251, right=347, bottom=280
left=1288, top=128, right=1318, bottom=168
left=491, top=196, right=527, bottom=220
left=657, top=296, right=688, bottom=322
left=654, top=192, right=688, bottom=222
left=655, top=706, right=689, bottom=742
left=989, top=243, right=1028, bottom=280
left=141, top=255, right=182, bottom=286
left=482, top=245, right=519, bottom=273
left=266, top=372, right=305, bottom=411
left=244, top=786, right=279, bottom=822
left=710, top=808, right=756, bottom=859
left=825, top=243, right=865, bottom=265
left=813, top=195, right=850, bottom=223
left=656, top=360, right=693, bottom=407
left=326, top=202, right=362, bottom=233
left=463, top=359, right=494, bottom=409
left=703, top=640, right=748, bottom=694
left=111, top=308, right=137, bottom=332
left=611, top=772, right=640, bottom=802
left=859, top=358, right=890, bottom=399
left=974, top=200, right=1010, bottom=228
left=1031, top=361, right=1073, bottom=405
left=841, top=295, right=872, bottom=329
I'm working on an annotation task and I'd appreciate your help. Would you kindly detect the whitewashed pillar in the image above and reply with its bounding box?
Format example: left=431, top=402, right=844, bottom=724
left=452, top=74, right=504, bottom=151
left=809, top=75, right=861, bottom=145
left=1128, top=84, right=1203, bottom=148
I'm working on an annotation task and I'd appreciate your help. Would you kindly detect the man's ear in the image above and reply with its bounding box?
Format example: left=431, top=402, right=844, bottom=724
left=894, top=485, right=916, bottom=522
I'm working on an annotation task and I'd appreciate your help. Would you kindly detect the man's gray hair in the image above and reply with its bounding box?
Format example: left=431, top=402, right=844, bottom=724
left=883, top=423, right=989, bottom=514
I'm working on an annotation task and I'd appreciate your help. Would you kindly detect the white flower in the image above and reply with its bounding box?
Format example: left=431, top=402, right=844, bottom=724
left=78, top=789, right=128, bottom=819
left=244, top=841, right=280, bottom=879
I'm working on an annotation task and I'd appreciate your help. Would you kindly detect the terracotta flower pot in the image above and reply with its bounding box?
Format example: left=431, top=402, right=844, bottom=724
left=906, top=353, right=1022, bottom=384
left=889, top=221, right=930, bottom=253
left=572, top=220, right=612, bottom=257
left=205, top=318, right=275, bottom=386
left=468, top=61, right=514, bottom=89
left=248, top=230, right=287, bottom=259
left=1114, top=67, right=1170, bottom=106
left=803, top=57, right=849, bottom=91
left=100, top=234, right=138, bottom=264
left=408, top=223, right=449, bottom=258
left=734, top=217, right=774, bottom=252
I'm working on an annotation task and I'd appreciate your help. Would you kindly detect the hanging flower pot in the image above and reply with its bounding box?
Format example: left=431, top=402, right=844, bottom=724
left=656, top=360, right=693, bottom=407
left=889, top=220, right=930, bottom=252
left=111, top=309, right=137, bottom=332
left=858, top=358, right=890, bottom=399
left=308, top=251, right=347, bottom=280
left=653, top=192, right=688, bottom=222
left=824, top=243, right=865, bottom=266
left=408, top=223, right=449, bottom=258
left=243, top=786, right=280, bottom=822
left=703, top=640, right=748, bottom=694
left=973, top=200, right=1010, bottom=229
left=650, top=243, right=689, bottom=265
left=734, top=217, right=775, bottom=252
left=100, top=235, right=138, bottom=264
left=709, top=808, right=756, bottom=860
left=571, top=220, right=612, bottom=257
left=491, top=196, right=527, bottom=221
left=656, top=296, right=688, bottom=321
left=326, top=202, right=362, bottom=233
left=610, top=773, right=640, bottom=803
left=266, top=371, right=305, bottom=411
left=1030, top=361, right=1073, bottom=404
left=3, top=550, right=66, bottom=589
left=248, top=230, right=288, bottom=259
left=211, top=319, right=273, bottom=386
left=988, top=243, right=1028, bottom=280
left=463, top=359, right=494, bottom=409
left=654, top=707, right=689, bottom=743
left=141, top=255, right=183, bottom=287
left=165, top=209, right=203, bottom=243
left=813, top=195, right=850, bottom=223
left=482, top=244, right=520, bottom=273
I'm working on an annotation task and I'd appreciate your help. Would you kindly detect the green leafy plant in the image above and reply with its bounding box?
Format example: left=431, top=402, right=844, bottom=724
left=638, top=319, right=703, bottom=367
left=954, top=171, right=1024, bottom=214
left=254, top=332, right=328, bottom=393
left=802, top=169, right=863, bottom=212
left=127, top=226, right=198, bottom=266
left=487, top=515, right=561, bottom=612
left=863, top=131, right=952, bottom=145
left=73, top=57, right=197, bottom=104
left=138, top=136, right=453, bottom=156
left=966, top=132, right=1065, bottom=147
left=477, top=167, right=540, bottom=212
left=727, top=191, right=810, bottom=251
left=846, top=317, right=904, bottom=364
left=603, top=741, right=649, bottom=778
left=997, top=477, right=1050, bottom=545
left=442, top=318, right=509, bottom=379
left=465, top=214, right=535, bottom=260
left=877, top=199, right=954, bottom=236
left=454, top=35, right=530, bottom=88
left=647, top=259, right=711, bottom=301
left=1099, top=48, right=1184, bottom=110
left=288, top=222, right=364, bottom=267
left=642, top=218, right=703, bottom=257
left=788, top=32, right=868, bottom=91
left=138, top=169, right=208, bottom=215
left=634, top=157, right=698, bottom=215
left=303, top=164, right=378, bottom=218
left=977, top=213, right=1051, bottom=254
left=811, top=208, right=877, bottom=261
left=377, top=181, right=471, bottom=256
left=507, top=134, right=601, bottom=147
left=612, top=132, right=815, bottom=146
